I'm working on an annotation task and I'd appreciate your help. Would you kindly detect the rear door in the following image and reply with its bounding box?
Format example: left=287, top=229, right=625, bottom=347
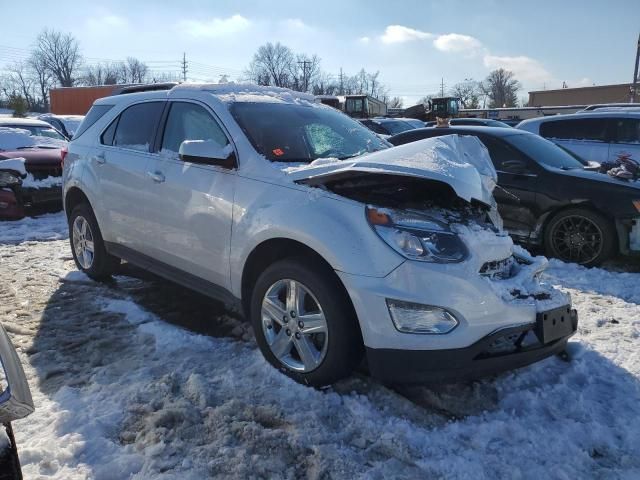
left=539, top=117, right=609, bottom=163
left=481, top=136, right=540, bottom=238
left=95, top=101, right=165, bottom=254
left=143, top=100, right=237, bottom=290
left=607, top=117, right=640, bottom=164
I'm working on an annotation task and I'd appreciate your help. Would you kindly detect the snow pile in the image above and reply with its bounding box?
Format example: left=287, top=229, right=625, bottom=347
left=0, top=127, right=66, bottom=150
left=0, top=211, right=67, bottom=244
left=21, top=174, right=63, bottom=189
left=0, top=157, right=27, bottom=176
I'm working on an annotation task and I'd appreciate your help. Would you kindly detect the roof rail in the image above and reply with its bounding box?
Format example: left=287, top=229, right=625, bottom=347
left=114, top=82, right=179, bottom=95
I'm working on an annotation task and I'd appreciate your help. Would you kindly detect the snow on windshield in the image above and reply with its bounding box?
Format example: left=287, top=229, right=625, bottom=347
left=0, top=127, right=66, bottom=150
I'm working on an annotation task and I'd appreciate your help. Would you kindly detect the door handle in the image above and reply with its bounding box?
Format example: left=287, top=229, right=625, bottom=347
left=147, top=171, right=165, bottom=183
left=93, top=153, right=106, bottom=165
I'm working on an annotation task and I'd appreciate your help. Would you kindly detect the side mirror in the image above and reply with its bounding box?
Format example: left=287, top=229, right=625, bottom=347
left=179, top=140, right=235, bottom=168
left=0, top=324, right=34, bottom=423
left=501, top=159, right=528, bottom=175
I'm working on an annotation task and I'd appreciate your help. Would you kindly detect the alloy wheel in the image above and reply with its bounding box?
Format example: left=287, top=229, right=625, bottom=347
left=550, top=214, right=603, bottom=264
left=72, top=215, right=95, bottom=269
left=261, top=279, right=329, bottom=372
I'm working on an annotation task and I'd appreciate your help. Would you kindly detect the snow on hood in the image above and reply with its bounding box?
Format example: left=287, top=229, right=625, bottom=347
left=0, top=157, right=27, bottom=176
left=286, top=135, right=498, bottom=206
left=0, top=127, right=67, bottom=150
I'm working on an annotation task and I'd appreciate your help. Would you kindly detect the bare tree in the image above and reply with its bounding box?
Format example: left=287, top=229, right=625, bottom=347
left=34, top=29, right=82, bottom=87
left=481, top=69, right=520, bottom=108
left=450, top=79, right=481, bottom=108
left=28, top=51, right=53, bottom=109
left=4, top=62, right=35, bottom=110
left=120, top=57, right=149, bottom=84
left=388, top=96, right=403, bottom=108
left=245, top=42, right=295, bottom=87
left=289, top=54, right=321, bottom=92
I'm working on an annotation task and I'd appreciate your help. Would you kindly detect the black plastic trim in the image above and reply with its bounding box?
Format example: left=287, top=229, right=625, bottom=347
left=105, top=242, right=241, bottom=309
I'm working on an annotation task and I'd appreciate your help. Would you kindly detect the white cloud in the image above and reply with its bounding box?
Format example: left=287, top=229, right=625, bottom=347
left=359, top=36, right=371, bottom=44
left=86, top=13, right=128, bottom=30
left=380, top=25, right=433, bottom=44
left=177, top=14, right=251, bottom=38
left=433, top=33, right=482, bottom=53
left=483, top=54, right=553, bottom=85
left=282, top=18, right=309, bottom=30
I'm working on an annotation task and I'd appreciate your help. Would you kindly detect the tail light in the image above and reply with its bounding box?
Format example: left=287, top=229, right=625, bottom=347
left=61, top=147, right=68, bottom=167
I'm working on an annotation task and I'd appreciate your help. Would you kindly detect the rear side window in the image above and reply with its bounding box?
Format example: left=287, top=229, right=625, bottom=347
left=540, top=118, right=607, bottom=142
left=611, top=118, right=640, bottom=144
left=113, top=102, right=164, bottom=152
left=73, top=105, right=113, bottom=139
left=161, top=102, right=228, bottom=155
left=101, top=118, right=117, bottom=145
left=481, top=137, right=528, bottom=171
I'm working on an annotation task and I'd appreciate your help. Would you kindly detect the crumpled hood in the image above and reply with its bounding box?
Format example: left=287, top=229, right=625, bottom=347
left=287, top=135, right=498, bottom=206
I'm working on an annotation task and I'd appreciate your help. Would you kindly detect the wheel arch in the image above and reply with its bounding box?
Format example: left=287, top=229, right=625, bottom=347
left=64, top=186, right=92, bottom=219
left=541, top=201, right=618, bottom=243
left=240, top=238, right=359, bottom=326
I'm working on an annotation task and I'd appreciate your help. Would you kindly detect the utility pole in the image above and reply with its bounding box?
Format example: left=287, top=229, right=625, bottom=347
left=631, top=32, right=640, bottom=103
left=339, top=67, right=344, bottom=95
left=181, top=52, right=188, bottom=82
left=440, top=77, right=445, bottom=97
left=298, top=60, right=311, bottom=91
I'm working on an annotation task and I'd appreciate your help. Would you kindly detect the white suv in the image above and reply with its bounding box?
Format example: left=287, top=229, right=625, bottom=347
left=63, top=84, right=576, bottom=386
left=517, top=111, right=640, bottom=165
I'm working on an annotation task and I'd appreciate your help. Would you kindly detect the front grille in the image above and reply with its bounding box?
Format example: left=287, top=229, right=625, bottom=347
left=479, top=256, right=515, bottom=279
left=26, top=165, right=62, bottom=180
left=476, top=327, right=541, bottom=358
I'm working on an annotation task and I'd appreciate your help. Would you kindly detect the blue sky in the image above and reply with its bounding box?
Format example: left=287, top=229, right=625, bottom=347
left=1, top=0, right=638, bottom=104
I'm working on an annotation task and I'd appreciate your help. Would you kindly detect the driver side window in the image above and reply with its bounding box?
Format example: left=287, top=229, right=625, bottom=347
left=482, top=137, right=530, bottom=173
left=161, top=102, right=228, bottom=158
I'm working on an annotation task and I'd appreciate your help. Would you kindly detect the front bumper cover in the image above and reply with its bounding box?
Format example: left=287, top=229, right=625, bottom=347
left=366, top=309, right=578, bottom=384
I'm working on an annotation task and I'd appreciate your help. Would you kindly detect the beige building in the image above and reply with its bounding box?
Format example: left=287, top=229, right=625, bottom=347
left=528, top=83, right=634, bottom=107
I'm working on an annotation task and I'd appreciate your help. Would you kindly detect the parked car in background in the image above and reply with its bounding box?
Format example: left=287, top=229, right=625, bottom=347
left=38, top=114, right=85, bottom=139
left=0, top=125, right=67, bottom=220
left=389, top=126, right=640, bottom=266
left=0, top=118, right=67, bottom=141
left=360, top=117, right=418, bottom=136
left=449, top=118, right=512, bottom=128
left=0, top=323, right=35, bottom=480
left=63, top=83, right=575, bottom=386
left=517, top=111, right=640, bottom=165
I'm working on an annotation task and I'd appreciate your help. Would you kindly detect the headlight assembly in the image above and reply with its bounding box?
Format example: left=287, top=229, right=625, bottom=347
left=366, top=206, right=468, bottom=263
left=0, top=171, right=21, bottom=188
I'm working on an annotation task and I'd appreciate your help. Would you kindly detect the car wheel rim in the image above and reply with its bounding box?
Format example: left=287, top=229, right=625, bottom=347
left=72, top=216, right=95, bottom=270
left=551, top=215, right=603, bottom=264
left=261, top=279, right=329, bottom=373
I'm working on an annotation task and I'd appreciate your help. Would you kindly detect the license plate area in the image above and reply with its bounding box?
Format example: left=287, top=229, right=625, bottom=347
left=535, top=305, right=575, bottom=344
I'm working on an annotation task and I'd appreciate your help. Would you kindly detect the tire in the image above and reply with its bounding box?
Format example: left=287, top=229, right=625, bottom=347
left=544, top=208, right=616, bottom=266
left=68, top=203, right=120, bottom=280
left=250, top=257, right=363, bottom=387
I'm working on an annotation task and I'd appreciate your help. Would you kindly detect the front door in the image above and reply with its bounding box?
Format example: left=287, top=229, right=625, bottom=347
left=144, top=100, right=236, bottom=290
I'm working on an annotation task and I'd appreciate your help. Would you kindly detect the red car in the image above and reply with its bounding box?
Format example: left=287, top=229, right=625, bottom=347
left=0, top=120, right=67, bottom=220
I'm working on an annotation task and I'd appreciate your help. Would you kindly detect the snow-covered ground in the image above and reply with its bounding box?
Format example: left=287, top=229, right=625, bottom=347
left=1, top=213, right=640, bottom=479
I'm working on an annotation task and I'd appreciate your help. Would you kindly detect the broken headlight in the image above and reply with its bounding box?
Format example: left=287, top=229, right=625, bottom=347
left=366, top=206, right=468, bottom=263
left=0, top=171, right=21, bottom=188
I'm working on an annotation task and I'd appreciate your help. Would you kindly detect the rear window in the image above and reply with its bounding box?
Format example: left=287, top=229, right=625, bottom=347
left=611, top=118, right=640, bottom=144
left=73, top=105, right=113, bottom=139
left=540, top=118, right=607, bottom=142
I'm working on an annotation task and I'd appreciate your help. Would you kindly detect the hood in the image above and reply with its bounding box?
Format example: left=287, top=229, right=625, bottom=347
left=0, top=148, right=63, bottom=168
left=288, top=135, right=498, bottom=206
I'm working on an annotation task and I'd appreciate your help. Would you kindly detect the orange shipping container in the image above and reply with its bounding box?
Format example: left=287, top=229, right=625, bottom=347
left=50, top=85, right=120, bottom=115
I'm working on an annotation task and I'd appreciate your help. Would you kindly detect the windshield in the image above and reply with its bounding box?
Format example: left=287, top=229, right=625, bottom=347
left=230, top=102, right=389, bottom=162
left=7, top=125, right=66, bottom=140
left=505, top=134, right=585, bottom=170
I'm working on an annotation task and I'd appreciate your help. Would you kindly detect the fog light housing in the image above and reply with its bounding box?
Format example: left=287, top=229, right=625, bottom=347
left=386, top=299, right=459, bottom=334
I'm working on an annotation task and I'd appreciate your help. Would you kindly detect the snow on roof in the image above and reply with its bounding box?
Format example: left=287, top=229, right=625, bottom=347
left=187, top=83, right=316, bottom=105
left=0, top=117, right=51, bottom=127
left=0, top=127, right=66, bottom=150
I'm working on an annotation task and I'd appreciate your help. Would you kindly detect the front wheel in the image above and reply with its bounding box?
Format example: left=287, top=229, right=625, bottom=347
left=68, top=203, right=120, bottom=280
left=250, top=258, right=363, bottom=387
left=544, top=208, right=616, bottom=266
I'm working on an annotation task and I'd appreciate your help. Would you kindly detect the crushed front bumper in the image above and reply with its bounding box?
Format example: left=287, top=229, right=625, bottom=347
left=367, top=309, right=578, bottom=383
left=0, top=185, right=61, bottom=220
